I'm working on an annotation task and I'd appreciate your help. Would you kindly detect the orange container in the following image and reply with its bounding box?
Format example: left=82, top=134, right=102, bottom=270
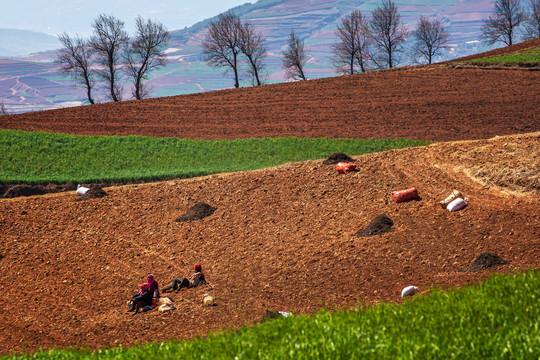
left=336, top=162, right=357, bottom=174
left=392, top=187, right=419, bottom=203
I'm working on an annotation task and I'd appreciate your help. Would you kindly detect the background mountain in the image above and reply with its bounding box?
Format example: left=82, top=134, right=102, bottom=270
left=0, top=0, right=497, bottom=114
left=0, top=29, right=60, bottom=57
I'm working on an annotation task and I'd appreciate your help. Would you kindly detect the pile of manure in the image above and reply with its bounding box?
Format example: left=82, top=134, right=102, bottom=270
left=75, top=185, right=108, bottom=201
left=175, top=202, right=217, bottom=222
left=322, top=152, right=355, bottom=165
left=353, top=214, right=394, bottom=237
left=462, top=252, right=509, bottom=272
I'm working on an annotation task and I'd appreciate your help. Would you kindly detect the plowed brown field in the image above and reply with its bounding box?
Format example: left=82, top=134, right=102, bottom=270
left=0, top=63, right=539, bottom=355
left=1, top=132, right=538, bottom=355
left=2, top=68, right=539, bottom=141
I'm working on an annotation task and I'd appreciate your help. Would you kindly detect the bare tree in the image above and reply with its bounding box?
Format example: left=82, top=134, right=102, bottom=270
left=368, top=0, right=408, bottom=69
left=482, top=0, right=526, bottom=46
left=282, top=29, right=308, bottom=80
left=202, top=12, right=243, bottom=88
left=523, top=0, right=540, bottom=39
left=90, top=14, right=129, bottom=102
left=124, top=16, right=170, bottom=100
left=0, top=102, right=8, bottom=115
left=331, top=9, right=372, bottom=74
left=239, top=20, right=267, bottom=86
left=411, top=16, right=450, bottom=64
left=56, top=33, right=96, bottom=105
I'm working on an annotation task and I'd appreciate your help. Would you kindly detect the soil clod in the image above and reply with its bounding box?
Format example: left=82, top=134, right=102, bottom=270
left=353, top=214, right=394, bottom=237
left=322, top=153, right=355, bottom=165
left=175, top=202, right=217, bottom=222
left=463, top=252, right=509, bottom=272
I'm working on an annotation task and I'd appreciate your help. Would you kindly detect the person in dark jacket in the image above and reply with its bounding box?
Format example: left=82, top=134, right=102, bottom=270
left=130, top=283, right=153, bottom=313
left=162, top=264, right=207, bottom=293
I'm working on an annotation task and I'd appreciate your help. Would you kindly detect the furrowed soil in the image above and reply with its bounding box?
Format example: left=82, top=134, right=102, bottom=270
left=1, top=132, right=538, bottom=355
left=1, top=68, right=539, bottom=141
left=0, top=63, right=539, bottom=355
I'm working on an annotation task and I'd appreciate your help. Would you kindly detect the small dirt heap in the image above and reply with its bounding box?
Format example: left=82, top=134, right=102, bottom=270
left=75, top=186, right=108, bottom=201
left=175, top=202, right=217, bottom=222
left=353, top=214, right=394, bottom=237
left=463, top=252, right=509, bottom=272
left=322, top=152, right=355, bottom=165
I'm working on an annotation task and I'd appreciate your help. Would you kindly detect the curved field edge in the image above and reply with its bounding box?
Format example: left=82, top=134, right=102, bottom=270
left=6, top=270, right=539, bottom=360
left=0, top=129, right=429, bottom=184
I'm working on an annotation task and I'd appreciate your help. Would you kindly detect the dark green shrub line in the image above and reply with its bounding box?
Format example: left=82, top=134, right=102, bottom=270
left=0, top=129, right=429, bottom=184
left=5, top=271, right=539, bottom=359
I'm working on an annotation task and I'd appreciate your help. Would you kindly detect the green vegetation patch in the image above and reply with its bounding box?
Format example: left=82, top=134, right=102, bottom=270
left=0, top=129, right=429, bottom=184
left=468, top=47, right=540, bottom=63
left=6, top=271, right=539, bottom=359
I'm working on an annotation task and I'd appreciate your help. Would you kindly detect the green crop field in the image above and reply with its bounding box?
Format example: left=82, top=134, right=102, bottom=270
left=0, top=129, right=429, bottom=184
left=468, top=47, right=540, bottom=63
left=5, top=271, right=538, bottom=359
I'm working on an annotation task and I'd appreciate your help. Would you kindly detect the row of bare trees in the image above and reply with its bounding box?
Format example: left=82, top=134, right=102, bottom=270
left=204, top=0, right=540, bottom=85
left=202, top=0, right=448, bottom=83
left=60, top=0, right=540, bottom=102
left=57, top=14, right=170, bottom=104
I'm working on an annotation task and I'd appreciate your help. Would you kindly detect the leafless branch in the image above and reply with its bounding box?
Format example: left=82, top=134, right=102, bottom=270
left=482, top=0, right=526, bottom=46
left=411, top=16, right=450, bottom=64
left=124, top=16, right=170, bottom=100
left=282, top=29, right=308, bottom=81
left=331, top=9, right=372, bottom=74
left=89, top=14, right=130, bottom=102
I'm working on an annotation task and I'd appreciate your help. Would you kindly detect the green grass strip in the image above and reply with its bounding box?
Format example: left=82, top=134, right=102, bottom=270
left=5, top=271, right=539, bottom=359
left=0, top=129, right=429, bottom=184
left=468, top=47, right=540, bottom=63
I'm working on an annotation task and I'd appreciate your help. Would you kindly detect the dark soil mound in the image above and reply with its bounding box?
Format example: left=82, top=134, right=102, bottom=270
left=1, top=183, right=76, bottom=199
left=4, top=185, right=49, bottom=198
left=75, top=186, right=108, bottom=201
left=463, top=252, right=509, bottom=272
left=322, top=153, right=355, bottom=165
left=175, top=202, right=217, bottom=222
left=353, top=214, right=394, bottom=237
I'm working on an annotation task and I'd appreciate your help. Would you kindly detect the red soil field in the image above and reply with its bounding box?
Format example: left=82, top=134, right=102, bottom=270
left=1, top=67, right=539, bottom=142
left=1, top=132, right=539, bottom=355
left=0, top=60, right=539, bottom=355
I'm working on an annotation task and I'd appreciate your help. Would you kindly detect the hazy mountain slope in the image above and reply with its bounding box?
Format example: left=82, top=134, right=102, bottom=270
left=1, top=0, right=496, bottom=113
left=0, top=29, right=60, bottom=57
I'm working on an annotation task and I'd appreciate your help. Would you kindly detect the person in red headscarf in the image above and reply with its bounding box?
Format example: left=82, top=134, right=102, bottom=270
left=146, top=273, right=160, bottom=298
left=161, top=264, right=207, bottom=293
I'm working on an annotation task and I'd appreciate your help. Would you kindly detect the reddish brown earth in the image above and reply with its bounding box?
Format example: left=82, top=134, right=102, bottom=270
left=1, top=55, right=539, bottom=355
left=1, top=67, right=539, bottom=142
left=1, top=131, right=539, bottom=355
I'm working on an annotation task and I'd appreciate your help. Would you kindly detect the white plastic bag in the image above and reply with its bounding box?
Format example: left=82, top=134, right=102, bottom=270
left=401, top=285, right=419, bottom=297
left=76, top=185, right=90, bottom=195
left=447, top=197, right=468, bottom=212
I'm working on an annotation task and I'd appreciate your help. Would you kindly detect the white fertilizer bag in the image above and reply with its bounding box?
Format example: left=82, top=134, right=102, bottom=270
left=401, top=286, right=419, bottom=298
left=203, top=294, right=215, bottom=306
left=447, top=197, right=468, bottom=212
left=157, top=296, right=176, bottom=312
left=76, top=185, right=90, bottom=195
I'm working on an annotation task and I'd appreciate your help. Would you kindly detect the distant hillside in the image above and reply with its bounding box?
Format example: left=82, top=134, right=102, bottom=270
left=0, top=29, right=60, bottom=57
left=1, top=0, right=496, bottom=113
